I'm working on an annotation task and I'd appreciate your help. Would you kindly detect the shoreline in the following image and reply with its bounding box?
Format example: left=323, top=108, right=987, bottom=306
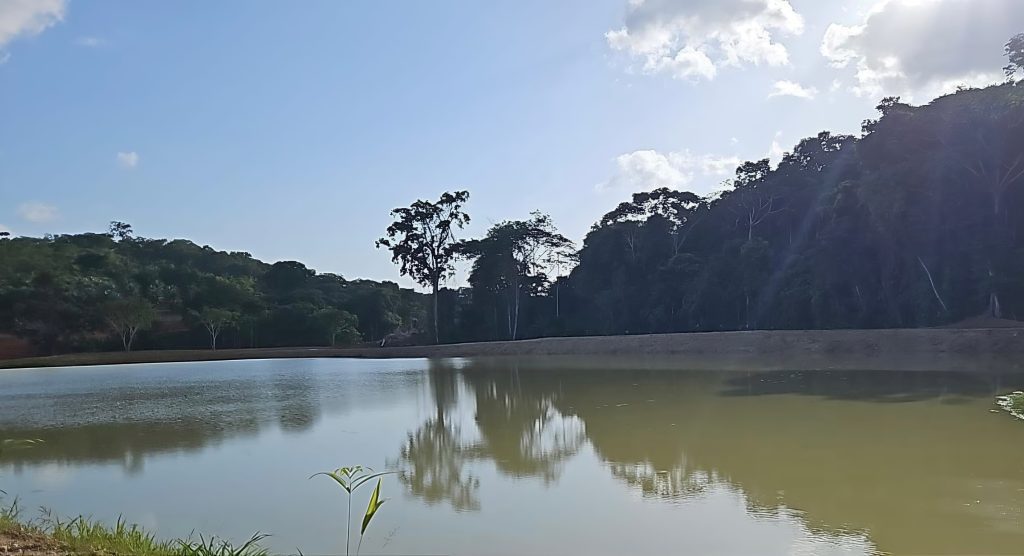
left=3, top=327, right=1024, bottom=372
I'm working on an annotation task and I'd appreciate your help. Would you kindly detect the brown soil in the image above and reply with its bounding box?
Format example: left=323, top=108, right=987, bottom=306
left=0, top=530, right=63, bottom=555
left=3, top=327, right=1024, bottom=372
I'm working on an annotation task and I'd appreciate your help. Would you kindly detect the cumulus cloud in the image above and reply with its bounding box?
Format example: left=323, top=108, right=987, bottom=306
left=600, top=149, right=740, bottom=194
left=821, top=0, right=1020, bottom=98
left=0, top=0, right=65, bottom=59
left=18, top=202, right=59, bottom=223
left=768, top=80, right=818, bottom=99
left=606, top=0, right=804, bottom=80
left=117, top=151, right=139, bottom=168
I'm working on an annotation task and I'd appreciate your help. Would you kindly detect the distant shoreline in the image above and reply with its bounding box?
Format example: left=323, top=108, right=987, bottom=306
left=3, top=327, right=1024, bottom=372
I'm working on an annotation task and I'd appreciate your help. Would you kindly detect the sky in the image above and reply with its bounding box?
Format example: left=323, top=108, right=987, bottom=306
left=1, top=0, right=1020, bottom=288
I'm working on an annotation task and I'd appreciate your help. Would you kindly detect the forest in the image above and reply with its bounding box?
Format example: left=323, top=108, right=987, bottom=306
left=0, top=228, right=426, bottom=353
left=394, top=83, right=1024, bottom=342
left=3, top=38, right=1024, bottom=355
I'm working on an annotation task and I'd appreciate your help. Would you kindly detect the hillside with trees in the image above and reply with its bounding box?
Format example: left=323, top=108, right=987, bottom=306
left=0, top=225, right=426, bottom=354
left=404, top=83, right=1024, bottom=342
left=4, top=39, right=1024, bottom=356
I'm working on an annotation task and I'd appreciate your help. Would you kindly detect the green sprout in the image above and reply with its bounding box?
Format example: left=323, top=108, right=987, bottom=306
left=311, top=465, right=394, bottom=556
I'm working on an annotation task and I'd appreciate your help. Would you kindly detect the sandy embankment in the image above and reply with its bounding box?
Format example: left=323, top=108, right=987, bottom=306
left=2, top=327, right=1024, bottom=372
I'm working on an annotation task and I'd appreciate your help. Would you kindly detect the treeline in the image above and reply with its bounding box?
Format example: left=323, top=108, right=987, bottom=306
left=0, top=228, right=425, bottom=353
left=386, top=81, right=1024, bottom=342
left=5, top=44, right=1024, bottom=354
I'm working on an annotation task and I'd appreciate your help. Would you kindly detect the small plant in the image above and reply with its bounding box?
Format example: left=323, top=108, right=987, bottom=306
left=176, top=532, right=269, bottom=556
left=996, top=391, right=1024, bottom=420
left=311, top=465, right=393, bottom=556
left=0, top=498, right=24, bottom=533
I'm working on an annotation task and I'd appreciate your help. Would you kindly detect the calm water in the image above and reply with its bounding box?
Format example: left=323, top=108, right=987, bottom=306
left=1, top=357, right=1023, bottom=555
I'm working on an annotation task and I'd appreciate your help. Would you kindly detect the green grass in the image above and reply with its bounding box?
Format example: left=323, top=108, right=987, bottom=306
left=0, top=498, right=26, bottom=533
left=45, top=513, right=176, bottom=555
left=0, top=501, right=267, bottom=556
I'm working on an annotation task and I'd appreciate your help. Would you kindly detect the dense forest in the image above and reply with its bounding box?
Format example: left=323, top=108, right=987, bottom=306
left=3, top=38, right=1024, bottom=355
left=0, top=227, right=426, bottom=353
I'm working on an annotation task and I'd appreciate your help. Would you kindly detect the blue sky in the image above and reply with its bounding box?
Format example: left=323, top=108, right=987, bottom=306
left=1, top=0, right=1018, bottom=287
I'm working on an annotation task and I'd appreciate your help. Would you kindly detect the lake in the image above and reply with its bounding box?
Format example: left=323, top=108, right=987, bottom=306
left=1, top=357, right=1023, bottom=555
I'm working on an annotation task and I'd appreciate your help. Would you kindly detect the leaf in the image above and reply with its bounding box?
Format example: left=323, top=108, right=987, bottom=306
left=360, top=478, right=387, bottom=535
left=309, top=471, right=352, bottom=493
left=350, top=471, right=394, bottom=491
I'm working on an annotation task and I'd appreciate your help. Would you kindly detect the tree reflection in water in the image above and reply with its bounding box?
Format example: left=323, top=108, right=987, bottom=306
left=607, top=460, right=713, bottom=502
left=393, top=360, right=585, bottom=509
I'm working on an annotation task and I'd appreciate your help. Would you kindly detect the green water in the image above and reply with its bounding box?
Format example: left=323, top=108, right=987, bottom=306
left=1, top=357, right=1022, bottom=555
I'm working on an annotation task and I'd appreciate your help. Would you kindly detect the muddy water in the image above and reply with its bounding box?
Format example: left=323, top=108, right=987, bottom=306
left=1, top=357, right=1022, bottom=555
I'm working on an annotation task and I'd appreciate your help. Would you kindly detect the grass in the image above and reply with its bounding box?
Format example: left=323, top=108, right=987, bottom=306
left=0, top=500, right=268, bottom=556
left=996, top=391, right=1024, bottom=420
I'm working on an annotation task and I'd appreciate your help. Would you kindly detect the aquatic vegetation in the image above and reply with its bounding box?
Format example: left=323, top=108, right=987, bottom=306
left=995, top=391, right=1024, bottom=420
left=312, top=465, right=393, bottom=555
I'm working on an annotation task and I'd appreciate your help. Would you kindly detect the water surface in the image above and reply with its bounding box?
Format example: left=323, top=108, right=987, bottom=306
left=1, top=357, right=1023, bottom=555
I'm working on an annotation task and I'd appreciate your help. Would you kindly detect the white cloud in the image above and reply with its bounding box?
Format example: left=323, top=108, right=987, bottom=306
left=75, top=36, right=106, bottom=48
left=17, top=202, right=58, bottom=223
left=606, top=0, right=804, bottom=81
left=117, top=151, right=139, bottom=168
left=600, top=149, right=740, bottom=194
left=0, top=0, right=65, bottom=60
left=821, top=0, right=1020, bottom=99
left=768, top=131, right=786, bottom=165
left=768, top=80, right=818, bottom=99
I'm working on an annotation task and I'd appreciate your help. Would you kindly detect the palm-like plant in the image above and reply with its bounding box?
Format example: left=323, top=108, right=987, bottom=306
left=311, top=466, right=393, bottom=556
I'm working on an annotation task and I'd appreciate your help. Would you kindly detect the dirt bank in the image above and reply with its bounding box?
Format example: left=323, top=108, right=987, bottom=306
left=0, top=529, right=62, bottom=555
left=3, top=328, right=1024, bottom=372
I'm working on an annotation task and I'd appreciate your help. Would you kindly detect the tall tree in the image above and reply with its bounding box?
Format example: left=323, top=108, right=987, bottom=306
left=108, top=221, right=134, bottom=242
left=459, top=212, right=574, bottom=340
left=105, top=298, right=155, bottom=351
left=195, top=308, right=238, bottom=350
left=377, top=191, right=470, bottom=344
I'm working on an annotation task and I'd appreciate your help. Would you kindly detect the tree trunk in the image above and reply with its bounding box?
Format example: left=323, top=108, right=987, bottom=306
left=432, top=280, right=440, bottom=344
left=555, top=282, right=560, bottom=318
left=990, top=292, right=1003, bottom=318
left=917, top=257, right=949, bottom=315
left=745, top=293, right=751, bottom=329
left=513, top=287, right=520, bottom=340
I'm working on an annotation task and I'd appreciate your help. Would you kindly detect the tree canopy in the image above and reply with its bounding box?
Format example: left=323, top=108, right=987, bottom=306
left=377, top=191, right=470, bottom=343
left=0, top=230, right=425, bottom=354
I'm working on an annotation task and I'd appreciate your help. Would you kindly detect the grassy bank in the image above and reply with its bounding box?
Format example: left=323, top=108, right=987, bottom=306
left=3, top=327, right=1024, bottom=372
left=0, top=501, right=267, bottom=556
